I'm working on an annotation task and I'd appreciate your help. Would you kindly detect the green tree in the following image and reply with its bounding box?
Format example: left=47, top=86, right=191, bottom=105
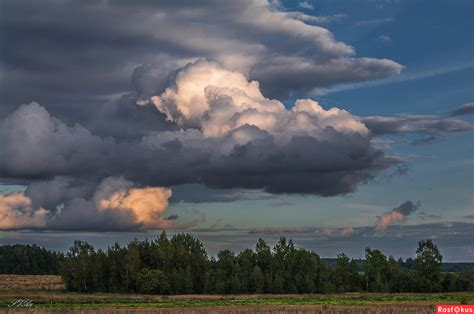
left=136, top=268, right=159, bottom=294
left=255, top=238, right=273, bottom=293
left=252, top=265, right=264, bottom=293
left=364, top=248, right=388, bottom=292
left=61, top=241, right=95, bottom=292
left=415, top=239, right=442, bottom=292
left=334, top=253, right=358, bottom=292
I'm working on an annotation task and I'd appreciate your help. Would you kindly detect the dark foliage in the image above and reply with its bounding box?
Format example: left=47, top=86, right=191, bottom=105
left=0, top=244, right=63, bottom=275
left=56, top=233, right=474, bottom=294
left=1, top=235, right=473, bottom=293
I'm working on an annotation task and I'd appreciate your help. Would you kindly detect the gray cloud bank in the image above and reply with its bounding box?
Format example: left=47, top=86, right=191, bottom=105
left=0, top=60, right=404, bottom=196
left=0, top=57, right=405, bottom=230
left=0, top=59, right=471, bottom=231
left=0, top=0, right=402, bottom=113
left=0, top=1, right=472, bottom=232
left=363, top=105, right=474, bottom=145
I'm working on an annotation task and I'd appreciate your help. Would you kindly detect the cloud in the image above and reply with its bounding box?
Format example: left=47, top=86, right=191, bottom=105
left=362, top=113, right=473, bottom=145
left=1, top=58, right=470, bottom=232
left=169, top=184, right=274, bottom=203
left=355, top=17, right=394, bottom=26
left=250, top=56, right=402, bottom=98
left=247, top=225, right=354, bottom=238
left=324, top=62, right=474, bottom=94
left=363, top=115, right=473, bottom=135
left=0, top=102, right=111, bottom=179
left=0, top=192, right=49, bottom=230
left=378, top=35, right=392, bottom=43
left=151, top=60, right=369, bottom=138
left=96, top=177, right=172, bottom=229
left=144, top=60, right=401, bottom=195
left=0, top=0, right=402, bottom=113
left=299, top=1, right=314, bottom=10
left=287, top=12, right=347, bottom=25
left=450, top=103, right=474, bottom=116
left=0, top=58, right=406, bottom=230
left=0, top=177, right=175, bottom=231
left=2, top=221, right=473, bottom=260
left=375, top=200, right=420, bottom=230
left=419, top=212, right=441, bottom=220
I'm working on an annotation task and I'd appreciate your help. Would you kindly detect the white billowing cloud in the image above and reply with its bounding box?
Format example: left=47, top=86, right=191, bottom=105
left=151, top=60, right=369, bottom=145
left=96, top=177, right=172, bottom=229
left=0, top=193, right=49, bottom=229
left=152, top=60, right=272, bottom=128
left=141, top=60, right=401, bottom=195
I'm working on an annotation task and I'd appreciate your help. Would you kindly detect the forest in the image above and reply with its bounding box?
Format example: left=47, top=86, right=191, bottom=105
left=0, top=233, right=473, bottom=294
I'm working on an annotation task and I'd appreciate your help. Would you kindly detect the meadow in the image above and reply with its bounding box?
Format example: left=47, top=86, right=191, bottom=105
left=0, top=275, right=472, bottom=313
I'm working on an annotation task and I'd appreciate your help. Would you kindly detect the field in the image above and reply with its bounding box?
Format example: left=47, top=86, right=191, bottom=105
left=0, top=275, right=472, bottom=313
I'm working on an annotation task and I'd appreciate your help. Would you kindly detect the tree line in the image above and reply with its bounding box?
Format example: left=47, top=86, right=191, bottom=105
left=0, top=244, right=63, bottom=275
left=1, top=233, right=473, bottom=294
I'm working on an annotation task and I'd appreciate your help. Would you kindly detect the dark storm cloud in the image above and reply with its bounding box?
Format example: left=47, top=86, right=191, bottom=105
left=87, top=93, right=176, bottom=140
left=0, top=1, right=470, bottom=233
left=199, top=134, right=400, bottom=195
left=0, top=101, right=402, bottom=196
left=0, top=57, right=406, bottom=199
left=0, top=0, right=402, bottom=116
left=169, top=184, right=274, bottom=203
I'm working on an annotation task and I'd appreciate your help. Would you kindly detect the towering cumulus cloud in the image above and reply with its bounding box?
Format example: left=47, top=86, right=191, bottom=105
left=151, top=61, right=369, bottom=139
left=145, top=61, right=399, bottom=194
left=0, top=61, right=404, bottom=230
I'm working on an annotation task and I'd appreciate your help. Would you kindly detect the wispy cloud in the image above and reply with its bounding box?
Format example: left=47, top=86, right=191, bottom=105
left=378, top=35, right=392, bottom=43
left=324, top=62, right=474, bottom=94
left=355, top=17, right=394, bottom=26
left=298, top=1, right=313, bottom=10
left=450, top=103, right=474, bottom=117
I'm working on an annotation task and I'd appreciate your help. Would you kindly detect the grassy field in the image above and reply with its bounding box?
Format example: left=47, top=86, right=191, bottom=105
left=0, top=275, right=472, bottom=313
left=0, top=274, right=64, bottom=291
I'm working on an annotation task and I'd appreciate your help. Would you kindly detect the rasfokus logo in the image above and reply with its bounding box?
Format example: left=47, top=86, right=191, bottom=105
left=437, top=305, right=474, bottom=313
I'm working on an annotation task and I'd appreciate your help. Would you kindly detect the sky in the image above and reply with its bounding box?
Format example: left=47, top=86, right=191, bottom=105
left=0, top=0, right=473, bottom=261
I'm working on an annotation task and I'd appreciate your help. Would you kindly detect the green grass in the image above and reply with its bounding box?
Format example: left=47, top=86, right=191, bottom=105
left=0, top=293, right=472, bottom=309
